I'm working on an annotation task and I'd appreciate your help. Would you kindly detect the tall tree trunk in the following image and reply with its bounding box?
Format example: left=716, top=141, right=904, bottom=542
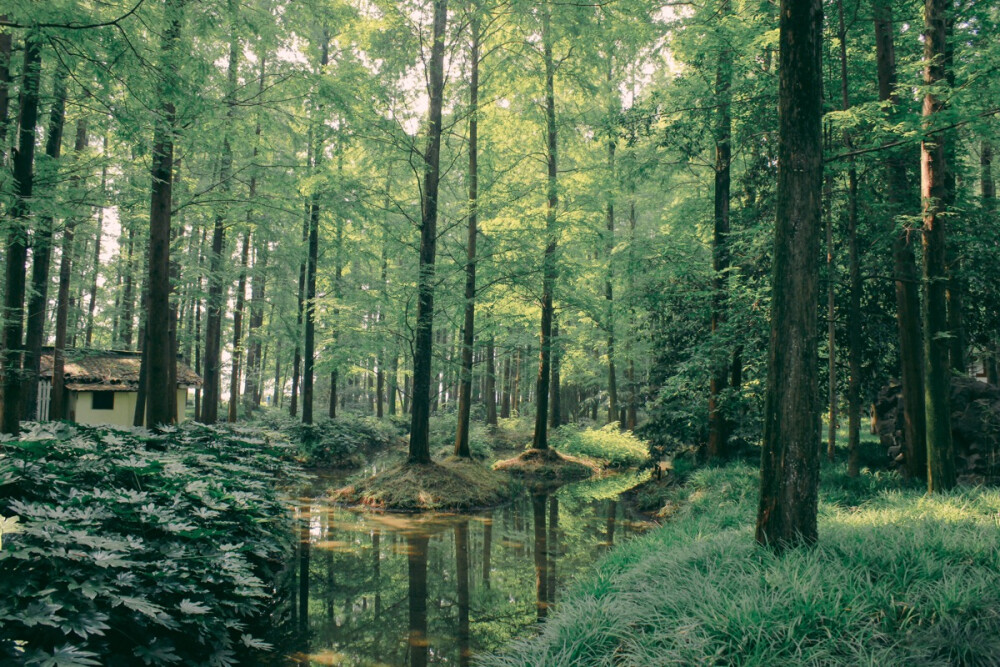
left=291, top=202, right=307, bottom=418
left=228, top=232, right=250, bottom=422
left=388, top=352, right=398, bottom=416
left=120, top=222, right=136, bottom=347
left=532, top=1, right=558, bottom=450
left=983, top=140, right=998, bottom=385
left=200, top=10, right=237, bottom=424
left=604, top=57, right=618, bottom=426
left=241, top=54, right=267, bottom=415
left=2, top=33, right=42, bottom=435
left=549, top=319, right=561, bottom=428
left=836, top=0, right=861, bottom=476
left=707, top=31, right=733, bottom=460
left=25, top=64, right=69, bottom=419
left=485, top=335, right=497, bottom=426
left=51, top=112, right=89, bottom=421
left=755, top=0, right=823, bottom=550
left=943, top=19, right=965, bottom=375
left=921, top=0, right=955, bottom=492
left=874, top=0, right=926, bottom=479
left=302, top=37, right=328, bottom=426
left=408, top=0, right=449, bottom=464
left=824, top=160, right=837, bottom=463
left=500, top=353, right=511, bottom=418
left=85, top=135, right=108, bottom=348
left=455, top=8, right=481, bottom=458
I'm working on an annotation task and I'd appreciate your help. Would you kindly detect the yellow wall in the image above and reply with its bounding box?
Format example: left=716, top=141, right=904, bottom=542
left=70, top=389, right=191, bottom=427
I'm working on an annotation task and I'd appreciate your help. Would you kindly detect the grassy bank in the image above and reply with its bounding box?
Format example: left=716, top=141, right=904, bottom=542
left=481, top=462, right=1000, bottom=666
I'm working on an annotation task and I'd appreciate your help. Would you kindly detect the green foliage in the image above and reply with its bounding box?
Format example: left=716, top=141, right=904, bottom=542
left=551, top=424, right=649, bottom=468
left=482, top=463, right=1000, bottom=666
left=252, top=410, right=403, bottom=468
left=0, top=422, right=302, bottom=666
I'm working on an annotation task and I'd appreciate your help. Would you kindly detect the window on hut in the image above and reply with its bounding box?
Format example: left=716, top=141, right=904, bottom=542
left=92, top=391, right=115, bottom=411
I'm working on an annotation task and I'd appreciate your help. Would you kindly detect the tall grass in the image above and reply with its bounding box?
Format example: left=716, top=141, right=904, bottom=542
left=480, top=463, right=1000, bottom=666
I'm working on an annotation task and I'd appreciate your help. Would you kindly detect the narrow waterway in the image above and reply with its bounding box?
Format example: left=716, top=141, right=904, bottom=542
left=279, top=472, right=653, bottom=666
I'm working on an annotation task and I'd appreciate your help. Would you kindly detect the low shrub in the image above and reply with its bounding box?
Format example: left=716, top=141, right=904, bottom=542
left=551, top=423, right=650, bottom=468
left=253, top=410, right=402, bottom=468
left=481, top=463, right=1000, bottom=666
left=0, top=421, right=302, bottom=666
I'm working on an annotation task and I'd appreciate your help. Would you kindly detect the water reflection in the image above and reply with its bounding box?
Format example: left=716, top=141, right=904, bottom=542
left=283, top=473, right=651, bottom=666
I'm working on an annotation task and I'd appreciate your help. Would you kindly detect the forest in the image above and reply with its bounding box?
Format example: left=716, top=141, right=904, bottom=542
left=1, top=0, right=1000, bottom=665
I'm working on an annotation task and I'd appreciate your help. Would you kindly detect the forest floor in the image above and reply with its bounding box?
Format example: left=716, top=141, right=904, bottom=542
left=480, top=451, right=1000, bottom=666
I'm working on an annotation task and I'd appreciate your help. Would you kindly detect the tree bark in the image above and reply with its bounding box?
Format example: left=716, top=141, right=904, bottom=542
left=836, top=0, right=861, bottom=477
left=50, top=112, right=89, bottom=421
left=532, top=1, right=558, bottom=450
left=707, top=31, right=733, bottom=460
left=485, top=335, right=497, bottom=426
left=2, top=33, right=42, bottom=435
left=228, top=232, right=250, bottom=422
left=755, top=0, right=823, bottom=549
left=874, top=0, right=926, bottom=479
left=455, top=7, right=481, bottom=458
left=25, top=64, right=69, bottom=419
left=921, top=0, right=955, bottom=492
left=85, top=135, right=108, bottom=348
left=200, top=10, right=236, bottom=425
left=549, top=318, right=561, bottom=428
left=408, top=0, right=449, bottom=464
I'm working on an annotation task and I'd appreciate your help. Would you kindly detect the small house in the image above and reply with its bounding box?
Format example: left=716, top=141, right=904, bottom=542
left=38, top=349, right=202, bottom=426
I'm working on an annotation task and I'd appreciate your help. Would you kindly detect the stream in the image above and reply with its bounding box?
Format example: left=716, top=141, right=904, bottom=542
left=277, top=471, right=654, bottom=666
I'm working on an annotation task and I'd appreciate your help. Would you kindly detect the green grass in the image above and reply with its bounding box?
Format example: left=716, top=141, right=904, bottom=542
left=552, top=424, right=650, bottom=469
left=480, top=462, right=1000, bottom=666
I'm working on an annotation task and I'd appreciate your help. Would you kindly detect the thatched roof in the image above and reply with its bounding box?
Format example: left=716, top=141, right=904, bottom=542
left=39, top=349, right=202, bottom=391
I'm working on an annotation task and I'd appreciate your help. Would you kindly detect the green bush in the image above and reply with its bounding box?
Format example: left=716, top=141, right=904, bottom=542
left=0, top=422, right=302, bottom=666
left=551, top=424, right=650, bottom=468
left=252, top=410, right=402, bottom=467
left=481, top=463, right=1000, bottom=666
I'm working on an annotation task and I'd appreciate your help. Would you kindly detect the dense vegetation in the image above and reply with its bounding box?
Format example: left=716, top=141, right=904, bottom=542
left=2, top=0, right=1000, bottom=663
left=0, top=422, right=302, bottom=665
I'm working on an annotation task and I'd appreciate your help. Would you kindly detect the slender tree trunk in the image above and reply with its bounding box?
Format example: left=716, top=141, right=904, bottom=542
left=408, top=0, right=449, bottom=464
left=200, top=11, right=236, bottom=425
left=707, top=33, right=733, bottom=460
left=549, top=319, right=561, bottom=428
left=85, top=135, right=108, bottom=348
left=824, top=163, right=837, bottom=463
left=302, top=38, right=328, bottom=426
left=485, top=335, right=497, bottom=426
left=455, top=9, right=481, bottom=458
left=134, top=318, right=148, bottom=426
left=604, top=56, right=618, bottom=426
left=532, top=1, right=558, bottom=450
left=983, top=140, right=998, bottom=385
left=290, top=202, right=308, bottom=418
left=228, top=232, right=250, bottom=422
left=500, top=353, right=511, bottom=418
left=455, top=522, right=471, bottom=667
left=2, top=34, right=42, bottom=435
left=874, top=0, right=926, bottom=479
left=388, top=352, right=398, bottom=416
left=836, top=0, right=862, bottom=476
left=120, top=222, right=136, bottom=347
left=532, top=493, right=548, bottom=619
left=921, top=0, right=955, bottom=492
left=25, top=65, right=69, bottom=419
left=755, top=0, right=823, bottom=550
left=50, top=113, right=89, bottom=421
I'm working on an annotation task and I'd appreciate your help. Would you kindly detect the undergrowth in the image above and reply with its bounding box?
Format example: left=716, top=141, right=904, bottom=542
left=481, top=463, right=1000, bottom=666
left=0, top=421, right=303, bottom=666
left=551, top=424, right=650, bottom=469
left=253, top=409, right=403, bottom=468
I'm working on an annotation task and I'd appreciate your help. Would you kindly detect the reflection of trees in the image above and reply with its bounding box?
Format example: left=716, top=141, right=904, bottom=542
left=456, top=521, right=471, bottom=667
left=407, top=533, right=430, bottom=667
left=282, top=485, right=646, bottom=664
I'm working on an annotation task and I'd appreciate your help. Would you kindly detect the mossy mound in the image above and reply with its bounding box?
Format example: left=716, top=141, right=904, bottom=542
left=493, top=447, right=597, bottom=481
left=334, top=457, right=516, bottom=511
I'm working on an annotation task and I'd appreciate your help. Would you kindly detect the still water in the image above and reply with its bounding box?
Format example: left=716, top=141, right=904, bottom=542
left=279, top=472, right=653, bottom=666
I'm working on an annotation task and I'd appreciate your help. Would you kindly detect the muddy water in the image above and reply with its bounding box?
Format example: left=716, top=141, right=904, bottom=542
left=280, top=472, right=653, bottom=666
